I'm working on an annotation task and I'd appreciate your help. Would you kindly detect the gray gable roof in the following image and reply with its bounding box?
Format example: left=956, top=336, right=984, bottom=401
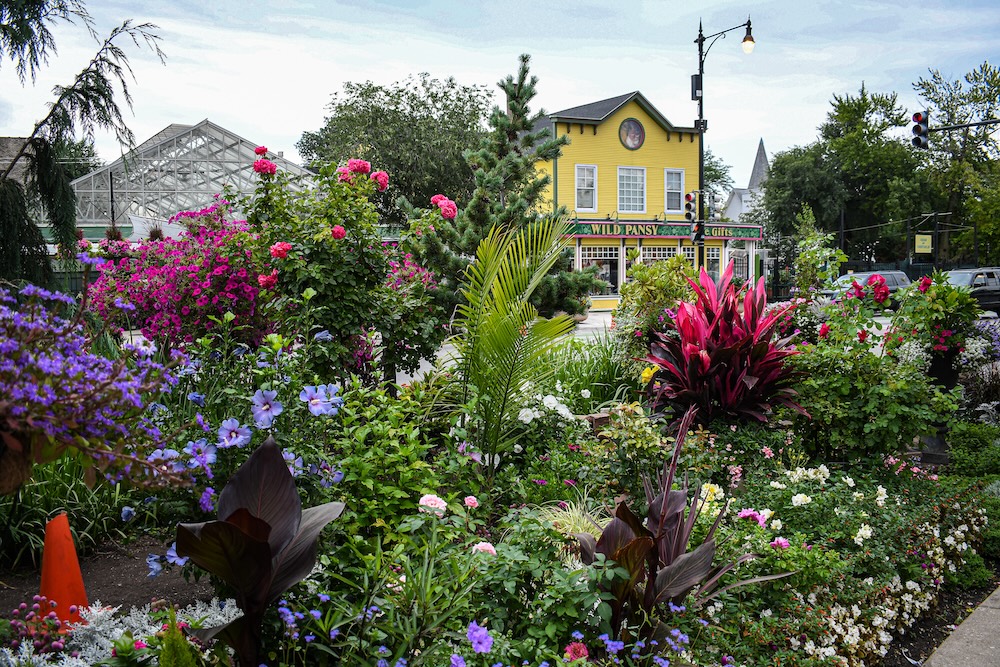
left=548, top=91, right=695, bottom=133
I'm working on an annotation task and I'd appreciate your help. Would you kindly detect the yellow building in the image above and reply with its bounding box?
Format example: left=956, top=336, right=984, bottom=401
left=536, top=91, right=762, bottom=310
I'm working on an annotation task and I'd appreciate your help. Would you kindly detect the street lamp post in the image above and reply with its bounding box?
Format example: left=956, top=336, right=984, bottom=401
left=693, top=17, right=755, bottom=270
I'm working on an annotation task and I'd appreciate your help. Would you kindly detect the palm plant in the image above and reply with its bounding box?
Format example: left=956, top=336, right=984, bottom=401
left=449, top=217, right=575, bottom=484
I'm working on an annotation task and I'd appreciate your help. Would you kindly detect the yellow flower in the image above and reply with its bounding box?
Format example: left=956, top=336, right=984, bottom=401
left=641, top=366, right=657, bottom=385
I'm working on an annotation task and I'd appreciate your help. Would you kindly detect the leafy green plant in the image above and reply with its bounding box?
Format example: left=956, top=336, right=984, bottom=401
left=538, top=332, right=638, bottom=414
left=574, top=407, right=791, bottom=647
left=0, top=459, right=129, bottom=568
left=643, top=262, right=807, bottom=426
left=451, top=218, right=576, bottom=484
left=175, top=436, right=345, bottom=667
left=948, top=421, right=1000, bottom=476
left=787, top=342, right=960, bottom=462
left=611, top=252, right=696, bottom=375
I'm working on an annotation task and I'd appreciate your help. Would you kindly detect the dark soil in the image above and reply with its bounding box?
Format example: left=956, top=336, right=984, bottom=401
left=0, top=533, right=215, bottom=616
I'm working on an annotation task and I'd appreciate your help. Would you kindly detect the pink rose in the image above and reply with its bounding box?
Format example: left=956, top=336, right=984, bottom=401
left=464, top=495, right=479, bottom=508
left=919, top=275, right=933, bottom=293
left=370, top=170, right=389, bottom=191
left=331, top=225, right=347, bottom=240
left=471, top=541, right=497, bottom=555
left=257, top=269, right=278, bottom=289
left=253, top=159, right=277, bottom=175
left=269, top=242, right=292, bottom=259
left=418, top=493, right=447, bottom=517
left=430, top=194, right=447, bottom=205
left=770, top=537, right=790, bottom=550
left=337, top=166, right=354, bottom=183
left=438, top=199, right=457, bottom=220
left=254, top=146, right=267, bottom=156
left=347, top=158, right=371, bottom=174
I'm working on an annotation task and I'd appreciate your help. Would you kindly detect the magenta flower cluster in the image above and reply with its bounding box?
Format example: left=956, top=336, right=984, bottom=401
left=384, top=249, right=437, bottom=291
left=88, top=214, right=271, bottom=346
left=430, top=193, right=458, bottom=220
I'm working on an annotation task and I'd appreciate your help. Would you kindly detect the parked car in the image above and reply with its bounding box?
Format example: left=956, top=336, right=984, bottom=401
left=820, top=270, right=912, bottom=308
left=943, top=268, right=1000, bottom=314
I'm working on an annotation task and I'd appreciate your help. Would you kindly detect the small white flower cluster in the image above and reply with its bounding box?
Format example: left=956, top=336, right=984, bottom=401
left=959, top=334, right=991, bottom=366
left=518, top=392, right=575, bottom=424
left=893, top=339, right=931, bottom=370
left=785, top=464, right=831, bottom=485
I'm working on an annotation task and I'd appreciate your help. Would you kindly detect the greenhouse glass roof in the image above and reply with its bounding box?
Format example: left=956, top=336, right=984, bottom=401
left=71, top=119, right=312, bottom=240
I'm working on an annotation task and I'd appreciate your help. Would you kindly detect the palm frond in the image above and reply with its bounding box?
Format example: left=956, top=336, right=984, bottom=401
left=451, top=216, right=576, bottom=479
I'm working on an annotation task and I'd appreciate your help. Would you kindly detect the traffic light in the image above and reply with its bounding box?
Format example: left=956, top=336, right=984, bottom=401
left=684, top=191, right=698, bottom=222
left=705, top=191, right=720, bottom=221
left=912, top=110, right=930, bottom=149
left=689, top=220, right=704, bottom=243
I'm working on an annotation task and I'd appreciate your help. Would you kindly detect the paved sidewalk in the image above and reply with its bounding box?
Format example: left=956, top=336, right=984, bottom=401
left=922, top=584, right=1000, bottom=666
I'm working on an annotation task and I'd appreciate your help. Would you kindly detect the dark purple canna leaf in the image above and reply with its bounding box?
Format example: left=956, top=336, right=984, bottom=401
left=266, top=501, right=344, bottom=605
left=175, top=513, right=272, bottom=601
left=175, top=437, right=344, bottom=667
left=653, top=539, right=716, bottom=604
left=216, top=436, right=301, bottom=556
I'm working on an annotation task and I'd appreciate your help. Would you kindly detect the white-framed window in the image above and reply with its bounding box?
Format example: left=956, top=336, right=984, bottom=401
left=640, top=246, right=677, bottom=265
left=707, top=247, right=721, bottom=281
left=664, top=169, right=684, bottom=213
left=580, top=245, right=620, bottom=295
left=575, top=165, right=597, bottom=212
left=618, top=167, right=645, bottom=213
left=681, top=246, right=696, bottom=267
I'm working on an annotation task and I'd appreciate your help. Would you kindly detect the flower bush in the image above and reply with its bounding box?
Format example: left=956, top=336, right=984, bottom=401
left=0, top=285, right=183, bottom=494
left=882, top=271, right=983, bottom=361
left=87, top=199, right=271, bottom=347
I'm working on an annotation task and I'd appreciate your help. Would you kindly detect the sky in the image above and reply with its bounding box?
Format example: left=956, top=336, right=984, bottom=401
left=2, top=0, right=999, bottom=189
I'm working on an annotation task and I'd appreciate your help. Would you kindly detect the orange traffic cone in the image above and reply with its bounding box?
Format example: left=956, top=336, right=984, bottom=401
left=38, top=512, right=88, bottom=626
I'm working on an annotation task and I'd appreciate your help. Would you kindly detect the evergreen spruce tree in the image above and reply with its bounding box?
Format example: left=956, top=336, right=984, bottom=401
left=416, top=53, right=603, bottom=318
left=0, top=2, right=162, bottom=286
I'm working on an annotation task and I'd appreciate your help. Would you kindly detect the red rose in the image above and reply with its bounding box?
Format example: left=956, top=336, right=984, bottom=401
left=347, top=158, right=371, bottom=175
left=331, top=225, right=347, bottom=240
left=269, top=242, right=292, bottom=259
left=858, top=330, right=868, bottom=342
left=257, top=269, right=278, bottom=289
left=819, top=323, right=830, bottom=338
left=253, top=159, right=277, bottom=175
left=370, top=170, right=389, bottom=192
left=254, top=146, right=267, bottom=156
left=918, top=275, right=933, bottom=293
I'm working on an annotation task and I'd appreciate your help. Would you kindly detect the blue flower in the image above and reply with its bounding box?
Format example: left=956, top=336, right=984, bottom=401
left=121, top=506, right=135, bottom=522
left=187, top=391, right=206, bottom=407
left=313, top=329, right=334, bottom=342
left=251, top=389, right=283, bottom=428
left=299, top=385, right=334, bottom=416
left=467, top=620, right=493, bottom=654
left=146, top=554, right=163, bottom=577
left=166, top=541, right=189, bottom=566
left=450, top=655, right=466, bottom=667
left=217, top=418, right=252, bottom=448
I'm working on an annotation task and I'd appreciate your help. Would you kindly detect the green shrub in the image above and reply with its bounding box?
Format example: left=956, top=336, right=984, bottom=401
left=949, top=422, right=1000, bottom=476
left=945, top=551, right=994, bottom=589
left=787, top=344, right=959, bottom=462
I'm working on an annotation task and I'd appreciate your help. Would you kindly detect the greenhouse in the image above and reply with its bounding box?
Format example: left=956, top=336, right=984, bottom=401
left=70, top=119, right=312, bottom=241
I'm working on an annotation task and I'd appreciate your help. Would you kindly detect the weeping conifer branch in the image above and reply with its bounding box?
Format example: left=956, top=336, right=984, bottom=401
left=0, top=0, right=93, bottom=83
left=0, top=11, right=164, bottom=285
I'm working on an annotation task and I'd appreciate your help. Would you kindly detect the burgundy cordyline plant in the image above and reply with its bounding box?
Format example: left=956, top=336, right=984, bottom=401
left=0, top=284, right=185, bottom=494
left=642, top=261, right=808, bottom=426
